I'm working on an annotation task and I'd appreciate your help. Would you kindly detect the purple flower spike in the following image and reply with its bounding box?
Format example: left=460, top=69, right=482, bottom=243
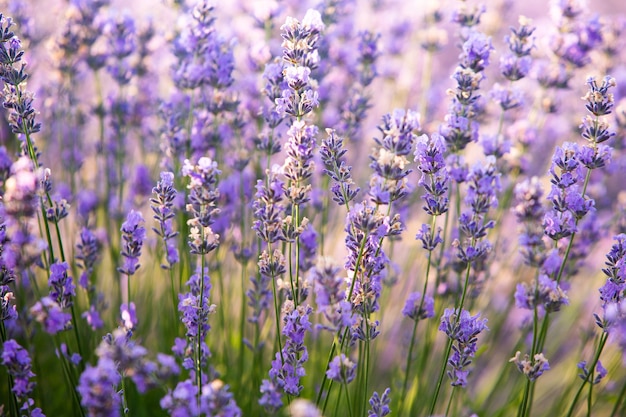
left=326, top=354, right=357, bottom=384
left=510, top=351, right=550, bottom=381
left=78, top=358, right=122, bottom=417
left=118, top=210, right=146, bottom=276
left=2, top=339, right=36, bottom=399
left=439, top=309, right=488, bottom=386
left=402, top=292, right=435, bottom=321
left=368, top=388, right=391, bottom=417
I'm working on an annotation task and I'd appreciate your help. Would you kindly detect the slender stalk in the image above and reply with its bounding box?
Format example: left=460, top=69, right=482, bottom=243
left=399, top=214, right=436, bottom=412
left=0, top=322, right=20, bottom=417
left=399, top=316, right=420, bottom=413
left=317, top=232, right=369, bottom=409
left=429, top=337, right=453, bottom=416
left=345, top=381, right=354, bottom=417
left=429, top=258, right=473, bottom=416
left=610, top=379, right=626, bottom=417
left=363, top=318, right=371, bottom=415
left=269, top=246, right=285, bottom=365
left=517, top=379, right=532, bottom=417
left=587, top=379, right=593, bottom=417
left=564, top=332, right=608, bottom=417
left=445, top=386, right=457, bottom=417
left=317, top=340, right=337, bottom=407
left=196, top=233, right=206, bottom=408
left=120, top=376, right=129, bottom=415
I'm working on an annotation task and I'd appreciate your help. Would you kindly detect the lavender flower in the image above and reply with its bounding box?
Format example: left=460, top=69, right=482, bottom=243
left=313, top=258, right=354, bottom=332
left=260, top=303, right=313, bottom=408
left=369, top=109, right=419, bottom=205
left=440, top=28, right=492, bottom=152
left=30, top=297, right=71, bottom=334
left=48, top=261, right=75, bottom=309
left=118, top=210, right=146, bottom=276
left=510, top=351, right=550, bottom=381
left=368, top=388, right=391, bottom=417
left=282, top=120, right=317, bottom=206
left=515, top=274, right=569, bottom=313
left=596, top=234, right=626, bottom=332
left=455, top=157, right=499, bottom=267
left=320, top=129, right=360, bottom=206
left=161, top=379, right=199, bottom=417
left=3, top=157, right=38, bottom=219
left=580, top=76, right=616, bottom=140
left=2, top=339, right=35, bottom=399
left=439, top=309, right=488, bottom=386
left=0, top=15, right=41, bottom=137
left=415, top=132, right=449, bottom=217
left=76, top=227, right=101, bottom=289
left=151, top=171, right=179, bottom=269
left=402, top=292, right=435, bottom=321
left=326, top=354, right=357, bottom=384
left=501, top=16, right=535, bottom=82
left=77, top=358, right=122, bottom=417
left=103, top=14, right=137, bottom=85
left=172, top=1, right=234, bottom=90
left=452, top=4, right=486, bottom=29
left=96, top=327, right=155, bottom=393
left=200, top=379, right=241, bottom=416
left=252, top=169, right=286, bottom=244
left=544, top=142, right=584, bottom=239
left=415, top=223, right=443, bottom=251
left=183, top=157, right=221, bottom=255
left=0, top=285, right=17, bottom=322
left=577, top=360, right=607, bottom=385
left=276, top=10, right=323, bottom=119
left=176, top=269, right=214, bottom=380
left=345, top=202, right=389, bottom=314
left=246, top=271, right=272, bottom=325
left=513, top=177, right=547, bottom=267
left=339, top=30, right=380, bottom=139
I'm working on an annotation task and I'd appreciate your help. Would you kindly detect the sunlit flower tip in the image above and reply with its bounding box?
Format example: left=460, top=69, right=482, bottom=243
left=289, top=399, right=322, bottom=417
left=120, top=302, right=137, bottom=330
left=302, top=9, right=324, bottom=32
left=326, top=354, right=357, bottom=384
left=510, top=351, right=550, bottom=381
left=402, top=292, right=435, bottom=321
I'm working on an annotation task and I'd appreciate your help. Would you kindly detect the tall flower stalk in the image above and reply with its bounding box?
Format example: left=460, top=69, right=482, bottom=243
left=182, top=156, right=221, bottom=407
left=519, top=75, right=616, bottom=417
left=398, top=132, right=448, bottom=413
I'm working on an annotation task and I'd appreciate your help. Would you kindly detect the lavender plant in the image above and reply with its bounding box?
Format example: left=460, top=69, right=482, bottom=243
left=0, top=1, right=626, bottom=417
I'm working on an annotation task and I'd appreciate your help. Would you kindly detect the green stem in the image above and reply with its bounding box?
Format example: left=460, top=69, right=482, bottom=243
left=317, top=340, right=337, bottom=407
left=399, top=222, right=435, bottom=411
left=444, top=386, right=457, bottom=417
left=610, top=379, right=626, bottom=417
left=518, top=379, right=532, bottom=417
left=429, top=259, right=472, bottom=416
left=269, top=247, right=285, bottom=365
left=196, top=243, right=206, bottom=408
left=345, top=381, right=354, bottom=417
left=429, top=337, right=453, bottom=416
left=565, top=332, right=608, bottom=417
left=0, top=322, right=20, bottom=417
left=587, top=379, right=593, bottom=417
left=400, top=318, right=420, bottom=413
left=121, top=376, right=129, bottom=415
left=363, top=320, right=371, bottom=415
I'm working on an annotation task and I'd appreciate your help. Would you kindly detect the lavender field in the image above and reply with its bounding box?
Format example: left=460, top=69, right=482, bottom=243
left=1, top=0, right=626, bottom=416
